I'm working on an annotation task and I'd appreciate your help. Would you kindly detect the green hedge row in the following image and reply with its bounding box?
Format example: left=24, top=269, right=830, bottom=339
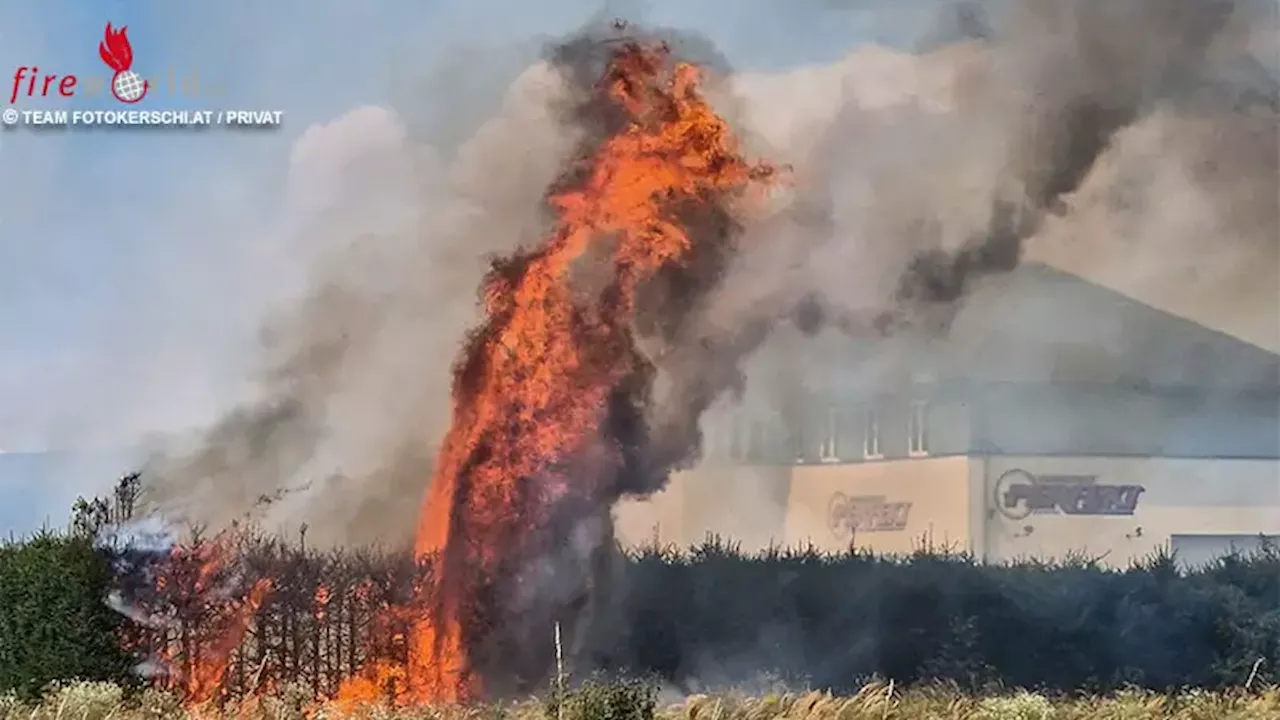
left=0, top=530, right=134, bottom=699
left=586, top=538, right=1280, bottom=694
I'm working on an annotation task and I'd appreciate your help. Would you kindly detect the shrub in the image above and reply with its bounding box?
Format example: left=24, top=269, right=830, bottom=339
left=974, top=691, right=1055, bottom=720
left=545, top=678, right=657, bottom=720
left=601, top=538, right=1280, bottom=695
left=0, top=530, right=134, bottom=698
left=5, top=508, right=1279, bottom=704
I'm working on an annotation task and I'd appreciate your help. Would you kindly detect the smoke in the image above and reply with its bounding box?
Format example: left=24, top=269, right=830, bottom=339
left=4, top=0, right=1255, bottom=701
left=630, top=0, right=1277, bottom=689
left=129, top=0, right=1273, bottom=557
left=140, top=60, right=586, bottom=547
left=138, top=20, right=759, bottom=554
left=716, top=0, right=1272, bottom=339
left=640, top=0, right=1277, bottom=472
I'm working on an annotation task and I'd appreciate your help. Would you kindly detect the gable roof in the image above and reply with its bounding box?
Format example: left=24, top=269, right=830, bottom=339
left=795, top=262, right=1280, bottom=393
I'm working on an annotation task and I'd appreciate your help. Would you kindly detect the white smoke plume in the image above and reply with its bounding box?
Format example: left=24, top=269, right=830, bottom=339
left=141, top=62, right=584, bottom=547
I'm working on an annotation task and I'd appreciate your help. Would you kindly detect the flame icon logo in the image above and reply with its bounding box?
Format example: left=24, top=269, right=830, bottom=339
left=99, top=23, right=148, bottom=103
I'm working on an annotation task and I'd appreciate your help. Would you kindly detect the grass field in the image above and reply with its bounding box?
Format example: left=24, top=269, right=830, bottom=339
left=3, top=681, right=1278, bottom=719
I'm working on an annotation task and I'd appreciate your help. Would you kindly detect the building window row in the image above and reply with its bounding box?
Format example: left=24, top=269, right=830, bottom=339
left=863, top=408, right=882, bottom=460
left=908, top=401, right=929, bottom=457
left=723, top=402, right=929, bottom=464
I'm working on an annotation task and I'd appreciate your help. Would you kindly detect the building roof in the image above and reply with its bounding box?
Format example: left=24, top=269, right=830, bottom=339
left=795, top=261, right=1280, bottom=394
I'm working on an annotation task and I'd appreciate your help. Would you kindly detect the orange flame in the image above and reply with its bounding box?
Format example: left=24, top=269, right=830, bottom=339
left=184, top=577, right=273, bottom=705
left=149, top=532, right=274, bottom=706
left=337, top=40, right=777, bottom=707
left=133, top=39, right=775, bottom=714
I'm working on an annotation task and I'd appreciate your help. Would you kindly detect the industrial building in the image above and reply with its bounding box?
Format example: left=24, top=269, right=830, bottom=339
left=616, top=262, right=1280, bottom=568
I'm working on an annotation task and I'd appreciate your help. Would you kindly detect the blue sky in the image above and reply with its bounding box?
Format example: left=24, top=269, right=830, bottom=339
left=0, top=0, right=947, bottom=534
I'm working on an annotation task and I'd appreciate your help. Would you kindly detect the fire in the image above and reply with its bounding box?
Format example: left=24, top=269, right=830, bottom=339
left=124, top=37, right=775, bottom=711
left=149, top=532, right=274, bottom=705
left=351, top=39, right=778, bottom=705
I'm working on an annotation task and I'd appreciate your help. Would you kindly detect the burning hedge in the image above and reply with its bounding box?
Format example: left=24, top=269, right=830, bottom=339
left=4, top=524, right=1279, bottom=708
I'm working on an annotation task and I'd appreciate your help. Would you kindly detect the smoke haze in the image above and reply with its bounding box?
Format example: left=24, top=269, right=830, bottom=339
left=4, top=0, right=1274, bottom=549
left=143, top=64, right=586, bottom=546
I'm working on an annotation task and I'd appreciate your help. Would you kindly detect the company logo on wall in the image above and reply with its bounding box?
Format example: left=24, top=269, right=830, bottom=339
left=993, top=469, right=1145, bottom=520
left=828, top=493, right=912, bottom=537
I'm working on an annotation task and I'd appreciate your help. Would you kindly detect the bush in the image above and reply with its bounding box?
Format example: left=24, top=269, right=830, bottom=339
left=0, top=531, right=134, bottom=698
left=592, top=538, right=1280, bottom=695
left=4, top=512, right=1279, bottom=704
left=974, top=691, right=1055, bottom=720
left=545, top=678, right=657, bottom=720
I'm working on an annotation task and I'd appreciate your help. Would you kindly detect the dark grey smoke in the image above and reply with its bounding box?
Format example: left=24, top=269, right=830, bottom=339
left=889, top=0, right=1236, bottom=319
left=714, top=0, right=1270, bottom=344
left=918, top=1, right=994, bottom=49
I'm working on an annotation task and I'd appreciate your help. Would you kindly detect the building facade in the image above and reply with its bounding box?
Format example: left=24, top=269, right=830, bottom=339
left=616, top=264, right=1280, bottom=568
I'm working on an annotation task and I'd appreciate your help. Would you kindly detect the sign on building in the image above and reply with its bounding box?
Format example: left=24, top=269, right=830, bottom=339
left=828, top=492, right=913, bottom=538
left=993, top=469, right=1144, bottom=520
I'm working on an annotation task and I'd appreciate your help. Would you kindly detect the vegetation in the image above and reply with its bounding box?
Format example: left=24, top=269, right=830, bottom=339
left=0, top=530, right=135, bottom=700
left=2, top=523, right=1279, bottom=703
left=0, top=680, right=1278, bottom=719
left=0, top=479, right=1276, bottom=710
left=602, top=538, right=1280, bottom=694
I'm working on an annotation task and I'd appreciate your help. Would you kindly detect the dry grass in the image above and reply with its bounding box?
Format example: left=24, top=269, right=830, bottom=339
left=1, top=681, right=1278, bottom=720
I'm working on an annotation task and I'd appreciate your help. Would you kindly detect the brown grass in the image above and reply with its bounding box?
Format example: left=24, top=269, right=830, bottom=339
left=4, top=681, right=1278, bottom=720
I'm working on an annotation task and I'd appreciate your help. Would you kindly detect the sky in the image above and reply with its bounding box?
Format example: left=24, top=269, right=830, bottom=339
left=0, top=1, right=960, bottom=534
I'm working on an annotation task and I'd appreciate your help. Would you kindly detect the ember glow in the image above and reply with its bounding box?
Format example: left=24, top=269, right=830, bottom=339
left=336, top=39, right=777, bottom=705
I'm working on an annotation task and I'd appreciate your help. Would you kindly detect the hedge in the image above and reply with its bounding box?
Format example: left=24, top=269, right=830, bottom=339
left=0, top=516, right=1277, bottom=701
left=0, top=530, right=134, bottom=699
left=593, top=538, right=1280, bottom=694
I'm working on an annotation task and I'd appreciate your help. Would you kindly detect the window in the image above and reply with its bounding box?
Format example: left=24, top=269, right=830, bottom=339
left=908, top=401, right=929, bottom=456
left=728, top=412, right=794, bottom=464
left=818, top=406, right=840, bottom=463
left=863, top=408, right=882, bottom=459
left=790, top=408, right=808, bottom=464
left=748, top=419, right=767, bottom=463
